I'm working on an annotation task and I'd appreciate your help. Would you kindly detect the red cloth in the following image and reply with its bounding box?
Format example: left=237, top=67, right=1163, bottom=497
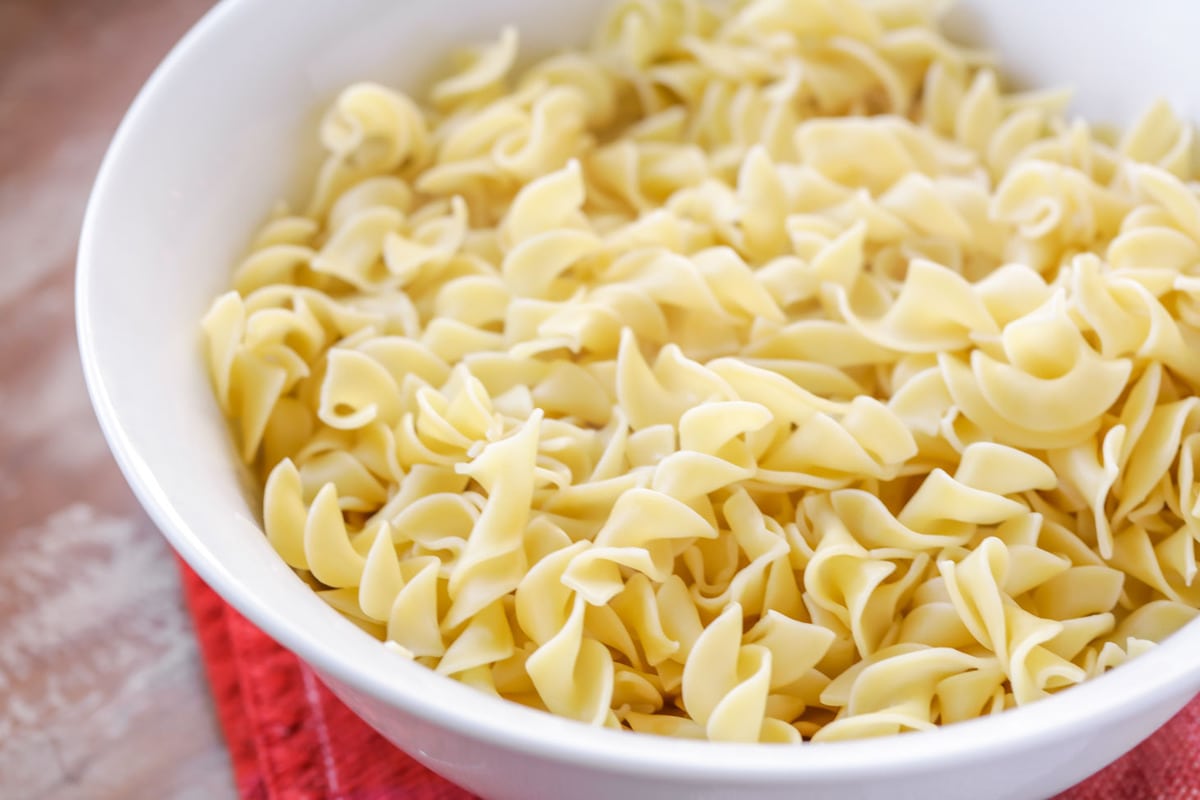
left=179, top=563, right=1199, bottom=800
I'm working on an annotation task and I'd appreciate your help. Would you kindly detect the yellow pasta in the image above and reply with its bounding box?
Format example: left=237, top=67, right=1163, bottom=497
left=202, top=0, right=1200, bottom=743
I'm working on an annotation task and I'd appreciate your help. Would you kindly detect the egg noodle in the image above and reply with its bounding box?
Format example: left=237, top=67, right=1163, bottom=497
left=202, top=0, right=1200, bottom=743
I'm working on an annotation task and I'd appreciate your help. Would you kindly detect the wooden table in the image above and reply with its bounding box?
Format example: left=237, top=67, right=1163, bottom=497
left=0, top=1, right=235, bottom=797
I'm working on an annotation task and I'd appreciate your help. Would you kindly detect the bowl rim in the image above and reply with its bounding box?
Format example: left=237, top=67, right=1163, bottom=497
left=77, top=0, right=1200, bottom=781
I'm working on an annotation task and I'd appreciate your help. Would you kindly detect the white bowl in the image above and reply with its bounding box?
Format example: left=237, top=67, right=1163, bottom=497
left=78, top=1, right=1200, bottom=798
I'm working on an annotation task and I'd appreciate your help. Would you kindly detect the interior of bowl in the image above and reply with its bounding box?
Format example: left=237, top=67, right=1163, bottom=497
left=77, top=0, right=1200, bottom=778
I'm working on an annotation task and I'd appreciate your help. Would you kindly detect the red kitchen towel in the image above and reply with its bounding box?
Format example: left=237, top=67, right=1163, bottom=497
left=179, top=563, right=1199, bottom=800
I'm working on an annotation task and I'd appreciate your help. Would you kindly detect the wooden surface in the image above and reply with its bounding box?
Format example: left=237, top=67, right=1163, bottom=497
left=0, top=1, right=236, bottom=798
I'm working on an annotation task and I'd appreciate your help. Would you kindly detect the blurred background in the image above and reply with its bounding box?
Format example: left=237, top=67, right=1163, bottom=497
left=0, top=1, right=233, bottom=797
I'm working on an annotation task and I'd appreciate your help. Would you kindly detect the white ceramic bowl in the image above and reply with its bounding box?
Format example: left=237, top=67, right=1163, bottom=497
left=78, top=2, right=1200, bottom=798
